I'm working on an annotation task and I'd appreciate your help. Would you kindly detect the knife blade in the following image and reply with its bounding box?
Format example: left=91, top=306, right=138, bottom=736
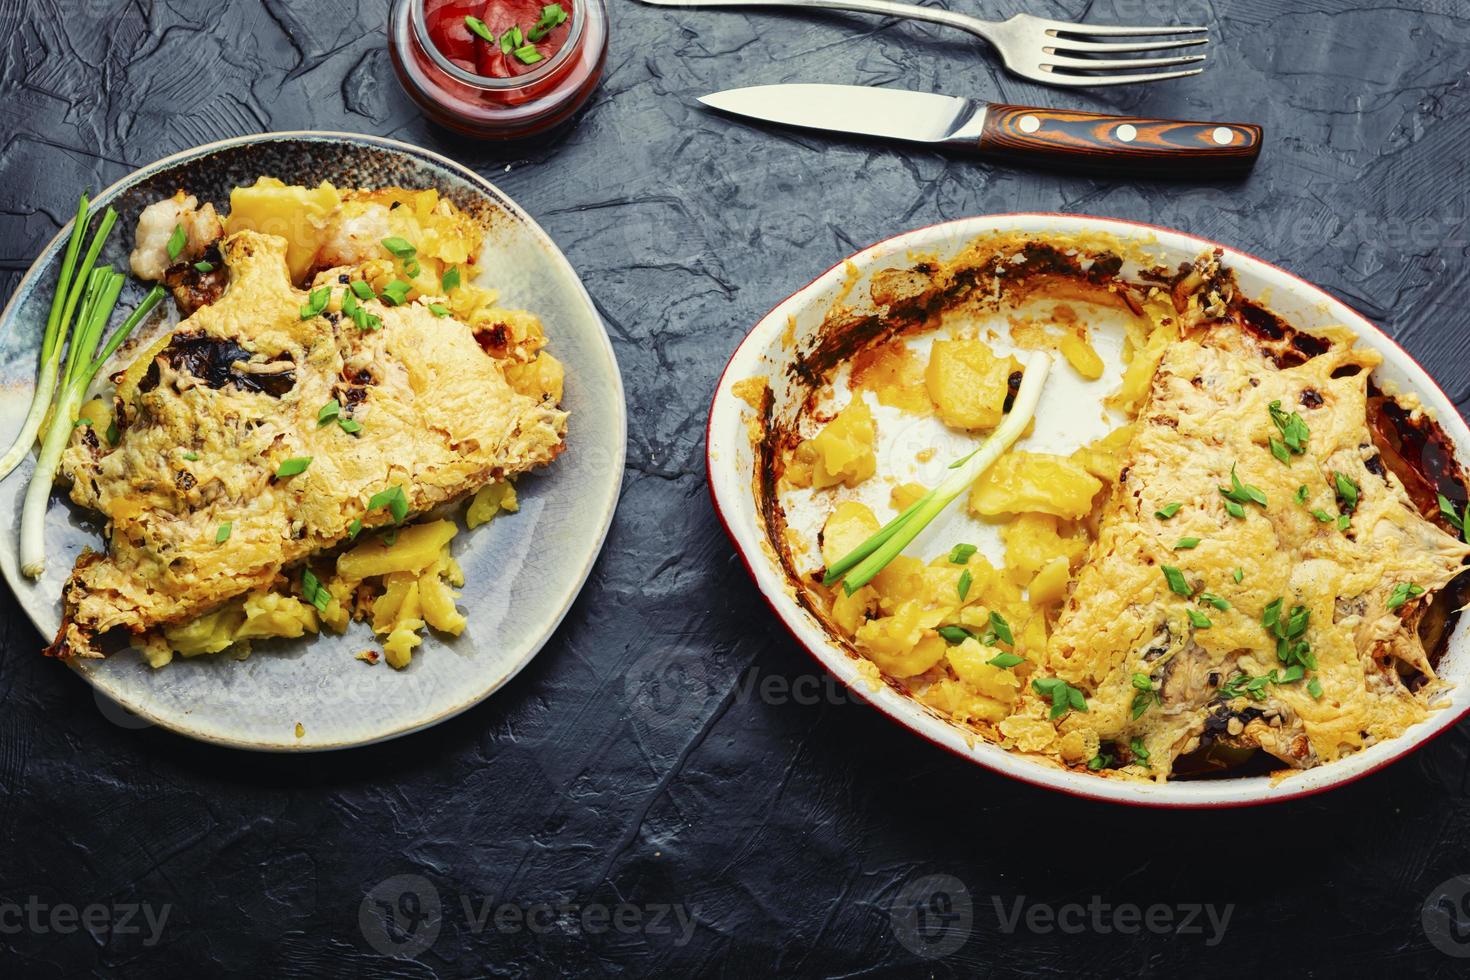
left=698, top=83, right=1262, bottom=174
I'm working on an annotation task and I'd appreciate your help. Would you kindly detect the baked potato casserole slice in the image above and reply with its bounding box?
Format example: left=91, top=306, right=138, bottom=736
left=50, top=183, right=568, bottom=667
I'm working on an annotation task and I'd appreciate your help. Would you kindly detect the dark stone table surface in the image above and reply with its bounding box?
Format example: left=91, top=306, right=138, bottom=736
left=3, top=0, right=1470, bottom=975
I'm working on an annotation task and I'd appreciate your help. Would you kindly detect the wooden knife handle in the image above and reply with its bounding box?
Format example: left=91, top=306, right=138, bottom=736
left=976, top=104, right=1262, bottom=175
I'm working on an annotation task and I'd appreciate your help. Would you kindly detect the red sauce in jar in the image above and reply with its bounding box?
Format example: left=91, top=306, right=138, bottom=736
left=424, top=0, right=574, bottom=78
left=388, top=0, right=607, bottom=139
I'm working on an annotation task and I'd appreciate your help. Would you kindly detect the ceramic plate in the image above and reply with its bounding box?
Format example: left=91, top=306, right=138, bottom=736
left=0, top=132, right=624, bottom=750
left=707, top=213, right=1470, bottom=807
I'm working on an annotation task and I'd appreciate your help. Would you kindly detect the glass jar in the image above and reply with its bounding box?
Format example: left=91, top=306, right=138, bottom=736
left=388, top=0, right=608, bottom=139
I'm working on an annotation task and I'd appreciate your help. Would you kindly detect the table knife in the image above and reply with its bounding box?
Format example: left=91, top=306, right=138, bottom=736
left=699, top=83, right=1262, bottom=174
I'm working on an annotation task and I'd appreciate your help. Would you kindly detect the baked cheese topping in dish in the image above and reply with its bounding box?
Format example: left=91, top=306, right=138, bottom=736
left=1047, top=331, right=1468, bottom=775
left=759, top=233, right=1470, bottom=781
left=50, top=181, right=568, bottom=669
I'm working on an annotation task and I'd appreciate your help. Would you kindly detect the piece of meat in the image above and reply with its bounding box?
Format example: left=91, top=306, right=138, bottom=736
left=129, top=191, right=224, bottom=281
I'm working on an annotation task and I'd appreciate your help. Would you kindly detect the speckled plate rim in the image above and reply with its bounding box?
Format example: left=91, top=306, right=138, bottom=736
left=0, top=131, right=626, bottom=751
left=707, top=212, right=1470, bottom=808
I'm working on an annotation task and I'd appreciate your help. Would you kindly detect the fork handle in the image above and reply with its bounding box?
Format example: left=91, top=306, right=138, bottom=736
left=973, top=105, right=1262, bottom=174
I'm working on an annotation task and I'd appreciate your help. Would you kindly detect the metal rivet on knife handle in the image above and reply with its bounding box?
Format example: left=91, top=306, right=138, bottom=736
left=977, top=104, right=1263, bottom=174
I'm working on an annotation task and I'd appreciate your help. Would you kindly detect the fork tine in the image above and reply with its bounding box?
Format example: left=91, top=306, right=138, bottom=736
left=1041, top=53, right=1207, bottom=72
left=1048, top=37, right=1208, bottom=55
left=1046, top=23, right=1208, bottom=38
left=1033, top=66, right=1206, bottom=86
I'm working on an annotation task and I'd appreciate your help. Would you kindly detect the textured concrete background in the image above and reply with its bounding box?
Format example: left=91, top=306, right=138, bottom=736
left=3, top=0, right=1470, bottom=975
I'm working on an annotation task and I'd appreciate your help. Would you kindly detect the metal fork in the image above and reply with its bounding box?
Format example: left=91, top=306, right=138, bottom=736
left=635, top=0, right=1208, bottom=86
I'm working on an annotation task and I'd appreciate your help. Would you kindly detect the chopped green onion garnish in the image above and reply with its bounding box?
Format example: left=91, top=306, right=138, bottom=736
left=317, top=399, right=341, bottom=426
left=428, top=303, right=451, bottom=318
left=193, top=260, right=214, bottom=273
left=1130, top=737, right=1150, bottom=765
left=1162, top=565, right=1193, bottom=597
left=300, top=286, right=329, bottom=319
left=1154, top=502, right=1182, bottom=520
left=987, top=652, right=1024, bottom=669
left=1199, top=592, right=1231, bottom=611
left=1130, top=673, right=1159, bottom=719
left=982, top=610, right=1014, bottom=647
left=1224, top=499, right=1246, bottom=519
left=1386, top=582, right=1424, bottom=611
left=464, top=15, right=495, bottom=43
left=348, top=518, right=363, bottom=540
left=936, top=625, right=974, bottom=645
left=380, top=280, right=412, bottom=306
left=513, top=44, right=544, bottom=65
left=380, top=237, right=416, bottom=259
left=183, top=450, right=200, bottom=461
left=369, top=485, right=409, bottom=524
left=215, top=522, right=232, bottom=544
left=1438, top=492, right=1467, bottom=536
left=1219, top=463, right=1267, bottom=508
left=1269, top=437, right=1290, bottom=464
left=301, top=568, right=331, bottom=614
left=275, top=457, right=313, bottom=478
left=1032, top=677, right=1087, bottom=719
left=1311, top=508, right=1334, bottom=523
left=1268, top=400, right=1310, bottom=455
left=442, top=266, right=461, bottom=292
left=350, top=280, right=375, bottom=300
left=1174, top=537, right=1200, bottom=550
left=1186, top=608, right=1212, bottom=629
left=1306, top=677, right=1323, bottom=699
left=167, top=223, right=186, bottom=261
left=1232, top=567, right=1244, bottom=583
left=1334, top=472, right=1360, bottom=512
left=949, top=543, right=976, bottom=564
left=956, top=569, right=972, bottom=600
left=1295, top=484, right=1309, bottom=505
left=338, top=418, right=362, bottom=435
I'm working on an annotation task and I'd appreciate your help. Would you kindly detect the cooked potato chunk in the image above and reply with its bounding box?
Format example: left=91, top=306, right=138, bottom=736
left=225, top=177, right=342, bottom=282
left=969, top=453, right=1103, bottom=520
left=1027, top=555, right=1072, bottom=606
left=337, top=520, right=458, bottom=582
left=820, top=501, right=880, bottom=569
left=1071, top=424, right=1136, bottom=484
left=925, top=339, right=1020, bottom=430
left=1002, top=513, right=1088, bottom=586
left=787, top=398, right=877, bottom=489
left=1057, top=332, right=1105, bottom=380
left=467, top=482, right=518, bottom=529
left=854, top=602, right=946, bottom=677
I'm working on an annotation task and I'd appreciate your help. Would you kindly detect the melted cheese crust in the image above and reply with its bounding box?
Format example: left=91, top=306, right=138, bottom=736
left=55, top=231, right=566, bottom=657
left=1047, top=332, right=1470, bottom=774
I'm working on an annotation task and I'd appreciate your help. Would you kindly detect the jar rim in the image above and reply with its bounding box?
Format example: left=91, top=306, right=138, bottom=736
left=409, top=0, right=586, bottom=89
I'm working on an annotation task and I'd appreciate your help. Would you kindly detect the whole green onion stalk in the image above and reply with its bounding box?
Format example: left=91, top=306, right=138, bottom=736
left=824, top=350, right=1053, bottom=594
left=19, top=277, right=165, bottom=578
left=0, top=196, right=111, bottom=481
